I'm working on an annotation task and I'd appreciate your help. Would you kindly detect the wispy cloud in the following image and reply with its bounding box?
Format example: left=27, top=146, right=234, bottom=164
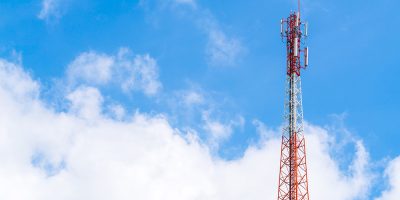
left=140, top=0, right=244, bottom=67
left=196, top=9, right=245, bottom=67
left=67, top=52, right=114, bottom=85
left=180, top=90, right=205, bottom=106
left=38, top=0, right=63, bottom=21
left=174, top=0, right=196, bottom=7
left=119, top=53, right=162, bottom=96
left=205, top=28, right=244, bottom=67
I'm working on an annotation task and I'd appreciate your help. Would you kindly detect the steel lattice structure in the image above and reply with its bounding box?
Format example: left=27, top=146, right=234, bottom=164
left=277, top=5, right=310, bottom=200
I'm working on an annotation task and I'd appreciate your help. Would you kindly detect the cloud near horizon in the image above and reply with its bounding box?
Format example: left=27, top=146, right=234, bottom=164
left=0, top=55, right=395, bottom=199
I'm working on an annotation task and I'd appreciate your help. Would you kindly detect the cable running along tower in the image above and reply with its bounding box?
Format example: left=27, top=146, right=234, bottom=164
left=277, top=1, right=310, bottom=200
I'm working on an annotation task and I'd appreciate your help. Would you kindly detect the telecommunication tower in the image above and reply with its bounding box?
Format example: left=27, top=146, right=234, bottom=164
left=277, top=0, right=310, bottom=200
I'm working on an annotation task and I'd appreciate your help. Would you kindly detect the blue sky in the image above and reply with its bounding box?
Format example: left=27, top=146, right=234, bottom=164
left=0, top=0, right=399, bottom=199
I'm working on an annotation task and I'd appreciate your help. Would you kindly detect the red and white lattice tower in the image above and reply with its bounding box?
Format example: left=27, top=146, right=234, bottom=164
left=277, top=1, right=310, bottom=200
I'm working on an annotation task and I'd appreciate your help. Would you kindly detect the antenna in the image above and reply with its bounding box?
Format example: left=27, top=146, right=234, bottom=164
left=298, top=0, right=301, bottom=14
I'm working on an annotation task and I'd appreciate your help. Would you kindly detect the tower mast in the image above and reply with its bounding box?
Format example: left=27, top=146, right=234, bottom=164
left=277, top=1, right=309, bottom=200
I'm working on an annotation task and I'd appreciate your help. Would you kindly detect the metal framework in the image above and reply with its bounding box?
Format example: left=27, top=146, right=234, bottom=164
left=277, top=6, right=310, bottom=200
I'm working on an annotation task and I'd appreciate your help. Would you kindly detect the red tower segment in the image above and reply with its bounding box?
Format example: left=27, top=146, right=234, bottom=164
left=277, top=9, right=310, bottom=200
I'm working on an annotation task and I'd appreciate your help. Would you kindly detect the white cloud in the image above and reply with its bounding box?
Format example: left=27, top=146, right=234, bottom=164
left=67, top=52, right=114, bottom=86
left=167, top=87, right=245, bottom=143
left=0, top=58, right=382, bottom=200
left=66, top=86, right=103, bottom=120
left=304, top=124, right=372, bottom=200
left=38, top=0, right=63, bottom=21
left=171, top=87, right=212, bottom=109
left=201, top=111, right=245, bottom=147
left=181, top=90, right=205, bottom=106
left=0, top=59, right=39, bottom=101
left=66, top=48, right=162, bottom=96
left=119, top=54, right=162, bottom=96
left=108, top=104, right=126, bottom=120
left=252, top=119, right=279, bottom=140
left=203, top=119, right=231, bottom=141
left=376, top=157, right=400, bottom=200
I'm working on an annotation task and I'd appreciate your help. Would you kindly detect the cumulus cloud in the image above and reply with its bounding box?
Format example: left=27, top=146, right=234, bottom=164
left=66, top=86, right=103, bottom=120
left=107, top=104, right=126, bottom=120
left=376, top=157, right=400, bottom=200
left=0, top=57, right=384, bottom=200
left=304, top=124, right=372, bottom=200
left=66, top=48, right=162, bottom=96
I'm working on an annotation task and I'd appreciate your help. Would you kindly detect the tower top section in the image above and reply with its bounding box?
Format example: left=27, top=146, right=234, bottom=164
left=280, top=9, right=309, bottom=76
